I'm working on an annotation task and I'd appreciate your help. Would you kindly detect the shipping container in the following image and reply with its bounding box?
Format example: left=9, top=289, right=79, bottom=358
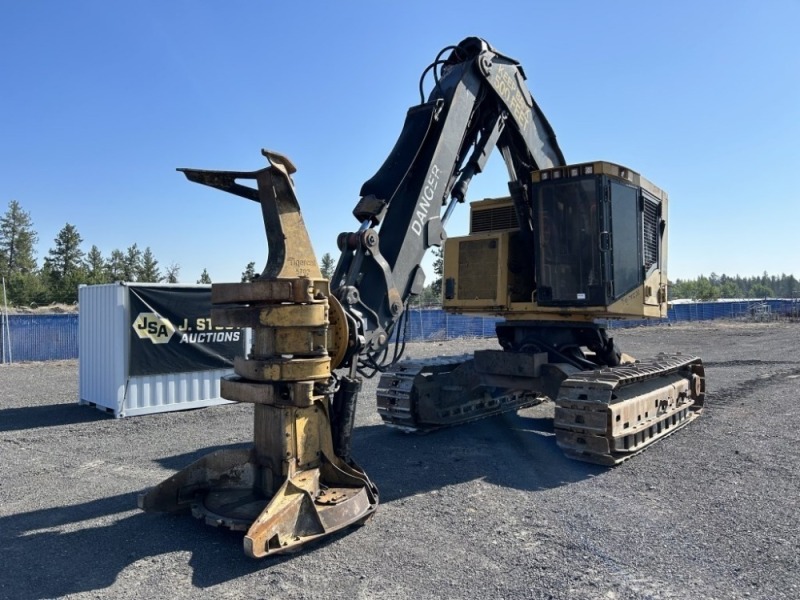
left=78, top=283, right=244, bottom=417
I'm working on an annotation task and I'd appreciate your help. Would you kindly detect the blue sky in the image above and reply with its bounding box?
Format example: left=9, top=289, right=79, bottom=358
left=1, top=1, right=798, bottom=284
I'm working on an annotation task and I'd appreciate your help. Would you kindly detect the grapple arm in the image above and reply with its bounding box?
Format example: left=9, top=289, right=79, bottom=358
left=332, top=37, right=566, bottom=370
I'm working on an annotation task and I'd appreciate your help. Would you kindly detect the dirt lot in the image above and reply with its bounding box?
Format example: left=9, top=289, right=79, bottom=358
left=1, top=321, right=799, bottom=600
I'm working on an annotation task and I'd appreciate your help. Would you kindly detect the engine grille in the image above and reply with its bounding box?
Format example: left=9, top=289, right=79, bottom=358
left=642, top=197, right=659, bottom=270
left=471, top=204, right=518, bottom=233
left=458, top=240, right=499, bottom=300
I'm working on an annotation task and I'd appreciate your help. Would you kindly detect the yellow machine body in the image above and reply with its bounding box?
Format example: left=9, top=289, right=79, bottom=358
left=443, top=161, right=669, bottom=322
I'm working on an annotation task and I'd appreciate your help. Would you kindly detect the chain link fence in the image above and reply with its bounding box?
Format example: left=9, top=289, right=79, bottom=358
left=1, top=314, right=79, bottom=363
left=3, top=299, right=799, bottom=363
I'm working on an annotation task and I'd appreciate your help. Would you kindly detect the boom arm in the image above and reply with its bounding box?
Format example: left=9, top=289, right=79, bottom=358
left=332, top=37, right=566, bottom=371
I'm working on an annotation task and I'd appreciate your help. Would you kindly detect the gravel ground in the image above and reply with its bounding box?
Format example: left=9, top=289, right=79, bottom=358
left=1, top=321, right=799, bottom=600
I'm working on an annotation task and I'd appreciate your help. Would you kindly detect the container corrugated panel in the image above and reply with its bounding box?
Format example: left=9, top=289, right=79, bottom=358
left=79, top=283, right=128, bottom=415
left=123, top=367, right=231, bottom=417
left=78, top=283, right=234, bottom=418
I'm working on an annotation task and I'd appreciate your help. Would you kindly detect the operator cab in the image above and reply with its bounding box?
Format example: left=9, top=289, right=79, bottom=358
left=442, top=161, right=668, bottom=319
left=531, top=161, right=667, bottom=308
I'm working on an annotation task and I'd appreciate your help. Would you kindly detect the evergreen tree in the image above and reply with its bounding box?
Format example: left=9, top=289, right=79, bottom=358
left=668, top=279, right=692, bottom=299
left=5, top=272, right=47, bottom=306
left=751, top=283, right=773, bottom=298
left=429, top=246, right=444, bottom=300
left=123, top=243, right=142, bottom=281
left=668, top=272, right=800, bottom=300
left=84, top=245, right=108, bottom=285
left=241, top=261, right=257, bottom=282
left=44, top=223, right=86, bottom=303
left=416, top=283, right=441, bottom=306
left=138, top=247, right=161, bottom=282
left=320, top=253, right=336, bottom=279
left=45, top=224, right=84, bottom=279
left=197, top=268, right=211, bottom=284
left=0, top=199, right=38, bottom=279
left=787, top=275, right=798, bottom=298
left=106, top=249, right=126, bottom=281
left=719, top=280, right=741, bottom=299
left=694, top=275, right=719, bottom=301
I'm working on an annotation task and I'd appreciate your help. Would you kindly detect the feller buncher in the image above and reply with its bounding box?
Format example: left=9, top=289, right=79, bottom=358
left=138, top=37, right=705, bottom=558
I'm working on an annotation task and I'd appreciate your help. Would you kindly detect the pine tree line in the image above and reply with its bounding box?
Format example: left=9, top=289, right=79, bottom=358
left=669, top=272, right=799, bottom=301
left=0, top=200, right=184, bottom=306
left=15, top=195, right=789, bottom=309
left=0, top=200, right=284, bottom=308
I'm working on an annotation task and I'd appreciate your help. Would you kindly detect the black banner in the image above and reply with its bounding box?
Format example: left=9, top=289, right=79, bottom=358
left=128, top=285, right=244, bottom=376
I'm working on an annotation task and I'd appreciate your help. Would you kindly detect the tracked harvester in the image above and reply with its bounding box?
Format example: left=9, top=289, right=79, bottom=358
left=139, top=37, right=705, bottom=557
left=377, top=161, right=706, bottom=465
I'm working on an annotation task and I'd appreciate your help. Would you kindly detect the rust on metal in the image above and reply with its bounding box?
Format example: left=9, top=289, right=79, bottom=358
left=212, top=279, right=327, bottom=305
left=326, top=294, right=349, bottom=370
left=377, top=353, right=546, bottom=431
left=212, top=304, right=329, bottom=329
left=233, top=355, right=331, bottom=382
left=220, top=377, right=316, bottom=407
left=139, top=150, right=378, bottom=558
left=553, top=354, right=705, bottom=465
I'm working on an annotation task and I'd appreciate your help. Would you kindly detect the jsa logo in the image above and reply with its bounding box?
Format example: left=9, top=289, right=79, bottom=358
left=132, top=312, right=176, bottom=344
